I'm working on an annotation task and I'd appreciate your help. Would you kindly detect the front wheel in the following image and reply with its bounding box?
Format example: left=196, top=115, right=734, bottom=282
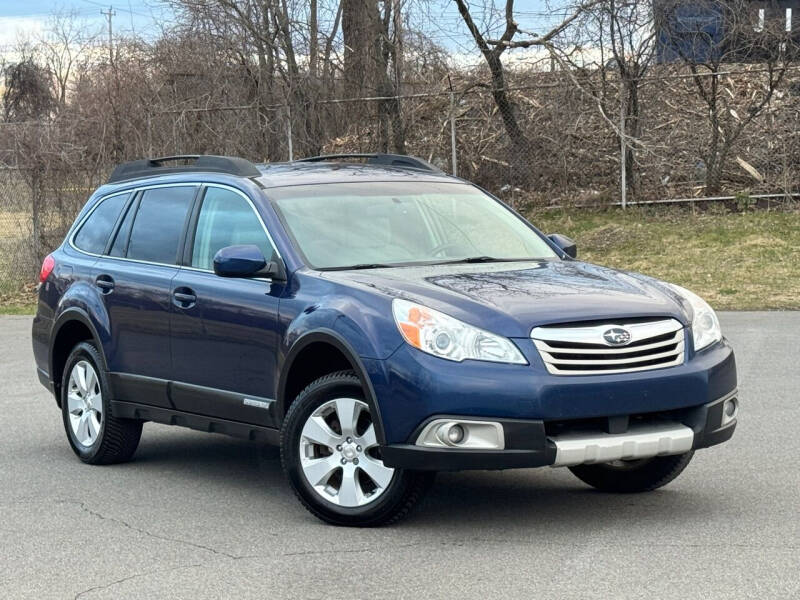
left=568, top=451, right=694, bottom=493
left=280, top=371, right=433, bottom=526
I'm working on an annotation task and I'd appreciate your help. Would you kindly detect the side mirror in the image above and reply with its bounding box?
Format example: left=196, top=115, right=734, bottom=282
left=548, top=233, right=577, bottom=259
left=213, top=245, right=286, bottom=280
left=260, top=258, right=287, bottom=281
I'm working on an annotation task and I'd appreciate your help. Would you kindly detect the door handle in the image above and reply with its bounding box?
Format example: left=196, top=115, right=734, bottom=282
left=95, top=275, right=115, bottom=293
left=172, top=287, right=197, bottom=308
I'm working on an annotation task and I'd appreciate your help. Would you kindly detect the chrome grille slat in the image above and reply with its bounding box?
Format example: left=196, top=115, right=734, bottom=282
left=542, top=355, right=685, bottom=376
left=531, top=319, right=685, bottom=376
left=533, top=332, right=682, bottom=356
left=538, top=344, right=684, bottom=366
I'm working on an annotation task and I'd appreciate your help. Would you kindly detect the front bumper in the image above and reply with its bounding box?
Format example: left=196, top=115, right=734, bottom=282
left=380, top=390, right=738, bottom=471
left=368, top=336, right=737, bottom=445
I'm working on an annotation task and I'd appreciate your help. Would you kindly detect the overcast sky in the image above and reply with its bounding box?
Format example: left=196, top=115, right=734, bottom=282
left=0, top=0, right=559, bottom=55
left=0, top=0, right=172, bottom=47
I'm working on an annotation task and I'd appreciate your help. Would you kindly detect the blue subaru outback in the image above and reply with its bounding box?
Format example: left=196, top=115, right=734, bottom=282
left=32, top=154, right=738, bottom=526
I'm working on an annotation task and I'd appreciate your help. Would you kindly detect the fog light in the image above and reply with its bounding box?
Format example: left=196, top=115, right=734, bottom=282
left=722, top=397, right=738, bottom=426
left=447, top=424, right=465, bottom=444
left=436, top=423, right=465, bottom=446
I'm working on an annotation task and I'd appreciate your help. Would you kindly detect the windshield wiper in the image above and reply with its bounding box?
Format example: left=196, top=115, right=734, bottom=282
left=331, top=263, right=394, bottom=271
left=433, top=256, right=539, bottom=265
left=327, top=257, right=542, bottom=270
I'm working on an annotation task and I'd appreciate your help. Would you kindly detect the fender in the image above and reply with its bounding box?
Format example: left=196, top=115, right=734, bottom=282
left=277, top=328, right=388, bottom=446
left=54, top=278, right=113, bottom=346
left=49, top=306, right=109, bottom=380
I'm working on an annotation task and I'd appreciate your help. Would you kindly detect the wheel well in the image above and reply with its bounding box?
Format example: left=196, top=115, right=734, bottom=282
left=51, top=320, right=95, bottom=403
left=282, top=342, right=356, bottom=412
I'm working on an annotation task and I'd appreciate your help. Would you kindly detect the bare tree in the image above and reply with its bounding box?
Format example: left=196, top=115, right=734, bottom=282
left=604, top=1, right=655, bottom=199
left=309, top=0, right=320, bottom=78
left=342, top=0, right=382, bottom=96
left=37, top=10, right=98, bottom=108
left=550, top=0, right=656, bottom=201
left=453, top=0, right=598, bottom=164
left=342, top=0, right=406, bottom=152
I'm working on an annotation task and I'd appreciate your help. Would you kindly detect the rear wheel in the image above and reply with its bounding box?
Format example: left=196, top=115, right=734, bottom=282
left=281, top=371, right=433, bottom=526
left=61, top=341, right=142, bottom=464
left=568, top=451, right=694, bottom=493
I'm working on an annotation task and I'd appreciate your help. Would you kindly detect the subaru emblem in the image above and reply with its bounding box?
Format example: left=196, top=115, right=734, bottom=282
left=603, top=327, right=631, bottom=346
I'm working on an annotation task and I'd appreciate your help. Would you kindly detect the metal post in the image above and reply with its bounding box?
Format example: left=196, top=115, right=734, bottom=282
left=449, top=90, right=457, bottom=177
left=286, top=105, right=293, bottom=161
left=619, top=80, right=627, bottom=210
left=146, top=111, right=152, bottom=157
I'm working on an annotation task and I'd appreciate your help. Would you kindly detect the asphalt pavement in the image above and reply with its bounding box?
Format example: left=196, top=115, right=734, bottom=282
left=1, top=313, right=798, bottom=599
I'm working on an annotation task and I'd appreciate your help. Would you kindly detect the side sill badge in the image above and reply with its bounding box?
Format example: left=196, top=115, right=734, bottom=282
left=243, top=398, right=273, bottom=410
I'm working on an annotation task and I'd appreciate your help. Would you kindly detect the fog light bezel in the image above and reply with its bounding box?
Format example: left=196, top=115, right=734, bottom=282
left=721, top=397, right=739, bottom=426
left=416, top=419, right=505, bottom=449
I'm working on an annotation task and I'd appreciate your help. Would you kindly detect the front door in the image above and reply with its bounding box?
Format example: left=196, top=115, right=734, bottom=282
left=169, top=185, right=284, bottom=426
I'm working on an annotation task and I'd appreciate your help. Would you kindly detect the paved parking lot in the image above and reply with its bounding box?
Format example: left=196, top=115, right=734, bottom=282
left=1, top=313, right=798, bottom=599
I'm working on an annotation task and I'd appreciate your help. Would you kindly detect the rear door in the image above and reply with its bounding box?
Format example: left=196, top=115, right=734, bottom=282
left=93, top=184, right=198, bottom=408
left=169, top=184, right=284, bottom=426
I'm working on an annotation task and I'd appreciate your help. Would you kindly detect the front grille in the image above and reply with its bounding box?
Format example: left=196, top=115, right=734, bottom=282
left=531, top=318, right=685, bottom=376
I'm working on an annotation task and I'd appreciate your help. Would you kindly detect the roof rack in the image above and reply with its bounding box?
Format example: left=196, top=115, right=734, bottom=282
left=296, top=153, right=442, bottom=173
left=107, top=155, right=262, bottom=184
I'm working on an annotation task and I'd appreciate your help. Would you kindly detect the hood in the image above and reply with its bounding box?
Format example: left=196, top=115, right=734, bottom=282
left=323, top=259, right=688, bottom=338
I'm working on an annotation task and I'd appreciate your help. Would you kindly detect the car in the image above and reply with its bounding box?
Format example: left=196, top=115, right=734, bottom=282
left=32, top=153, right=738, bottom=526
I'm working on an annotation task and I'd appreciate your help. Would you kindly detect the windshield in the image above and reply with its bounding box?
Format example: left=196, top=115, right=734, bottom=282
left=269, top=182, right=557, bottom=269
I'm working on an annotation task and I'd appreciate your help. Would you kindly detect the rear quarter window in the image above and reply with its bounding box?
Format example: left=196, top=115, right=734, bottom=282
left=72, top=193, right=130, bottom=254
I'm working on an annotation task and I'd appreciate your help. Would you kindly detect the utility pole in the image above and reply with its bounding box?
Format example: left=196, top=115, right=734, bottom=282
left=101, top=6, right=116, bottom=64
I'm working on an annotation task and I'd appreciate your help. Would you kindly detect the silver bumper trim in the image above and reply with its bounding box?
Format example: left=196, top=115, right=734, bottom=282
left=550, top=422, right=694, bottom=467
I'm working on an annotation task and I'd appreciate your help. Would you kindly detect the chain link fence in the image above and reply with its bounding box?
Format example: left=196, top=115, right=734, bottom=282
left=1, top=66, right=799, bottom=292
left=0, top=159, right=100, bottom=292
left=0, top=167, right=34, bottom=291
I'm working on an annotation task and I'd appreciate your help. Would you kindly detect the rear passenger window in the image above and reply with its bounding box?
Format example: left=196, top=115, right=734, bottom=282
left=191, top=187, right=275, bottom=270
left=126, top=186, right=195, bottom=264
left=73, top=193, right=129, bottom=254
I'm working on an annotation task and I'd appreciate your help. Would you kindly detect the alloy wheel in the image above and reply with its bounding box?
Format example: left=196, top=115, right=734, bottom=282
left=66, top=360, right=103, bottom=447
left=298, top=397, right=395, bottom=507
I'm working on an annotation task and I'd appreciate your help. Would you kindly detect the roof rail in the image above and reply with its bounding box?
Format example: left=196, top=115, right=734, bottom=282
left=107, top=155, right=262, bottom=184
left=296, top=153, right=442, bottom=173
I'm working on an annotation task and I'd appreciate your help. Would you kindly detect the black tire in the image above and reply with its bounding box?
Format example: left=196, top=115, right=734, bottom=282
left=281, top=370, right=433, bottom=526
left=60, top=341, right=142, bottom=465
left=569, top=451, right=694, bottom=493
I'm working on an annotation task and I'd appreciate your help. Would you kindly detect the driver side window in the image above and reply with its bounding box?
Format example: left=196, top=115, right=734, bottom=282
left=191, top=187, right=275, bottom=270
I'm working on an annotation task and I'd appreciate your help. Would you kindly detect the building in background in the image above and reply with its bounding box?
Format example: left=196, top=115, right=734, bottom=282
left=655, top=0, right=799, bottom=62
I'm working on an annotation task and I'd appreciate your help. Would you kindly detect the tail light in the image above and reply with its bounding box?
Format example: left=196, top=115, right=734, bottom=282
left=39, top=254, right=55, bottom=283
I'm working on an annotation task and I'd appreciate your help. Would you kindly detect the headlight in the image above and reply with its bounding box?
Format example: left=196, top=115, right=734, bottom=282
left=392, top=298, right=527, bottom=364
left=668, top=284, right=722, bottom=351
